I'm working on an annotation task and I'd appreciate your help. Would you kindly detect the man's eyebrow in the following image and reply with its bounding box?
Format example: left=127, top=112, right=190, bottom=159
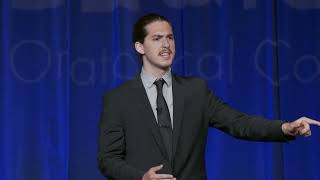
left=151, top=34, right=163, bottom=38
left=151, top=34, right=174, bottom=38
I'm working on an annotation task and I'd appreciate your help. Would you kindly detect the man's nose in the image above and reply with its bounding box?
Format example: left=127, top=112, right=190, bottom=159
left=162, top=38, right=170, bottom=47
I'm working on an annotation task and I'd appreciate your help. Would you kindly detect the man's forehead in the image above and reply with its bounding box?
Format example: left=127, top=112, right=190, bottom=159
left=145, top=21, right=173, bottom=35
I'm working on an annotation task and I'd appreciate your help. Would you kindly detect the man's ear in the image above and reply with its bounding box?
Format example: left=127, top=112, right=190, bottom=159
left=134, top=42, right=145, bottom=55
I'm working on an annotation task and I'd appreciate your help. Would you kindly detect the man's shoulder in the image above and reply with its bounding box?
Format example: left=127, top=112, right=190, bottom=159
left=173, top=74, right=207, bottom=87
left=103, top=77, right=138, bottom=99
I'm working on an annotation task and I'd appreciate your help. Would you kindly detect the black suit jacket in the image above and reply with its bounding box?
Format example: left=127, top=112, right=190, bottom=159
left=98, top=74, right=290, bottom=180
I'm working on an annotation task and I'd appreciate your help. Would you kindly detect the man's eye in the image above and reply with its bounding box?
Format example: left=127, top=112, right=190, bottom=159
left=153, top=38, right=160, bottom=41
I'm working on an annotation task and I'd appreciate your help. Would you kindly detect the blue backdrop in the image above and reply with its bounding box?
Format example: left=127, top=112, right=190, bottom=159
left=1, top=0, right=320, bottom=180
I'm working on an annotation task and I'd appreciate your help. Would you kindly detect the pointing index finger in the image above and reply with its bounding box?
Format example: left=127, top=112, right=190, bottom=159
left=303, top=118, right=320, bottom=126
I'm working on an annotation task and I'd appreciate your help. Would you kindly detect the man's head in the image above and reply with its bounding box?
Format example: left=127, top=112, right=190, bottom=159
left=133, top=13, right=175, bottom=72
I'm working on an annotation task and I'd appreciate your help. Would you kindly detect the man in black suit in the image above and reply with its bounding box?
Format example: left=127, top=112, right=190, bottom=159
left=98, top=13, right=320, bottom=180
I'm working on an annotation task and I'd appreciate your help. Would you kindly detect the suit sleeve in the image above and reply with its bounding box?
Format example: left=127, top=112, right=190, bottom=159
left=97, top=93, right=144, bottom=180
left=205, top=84, right=295, bottom=142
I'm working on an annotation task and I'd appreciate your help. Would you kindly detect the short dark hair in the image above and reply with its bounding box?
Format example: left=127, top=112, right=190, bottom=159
left=132, top=13, right=172, bottom=44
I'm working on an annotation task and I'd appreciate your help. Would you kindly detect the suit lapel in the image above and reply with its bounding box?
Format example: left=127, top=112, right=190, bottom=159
left=131, top=76, right=169, bottom=160
left=172, top=75, right=185, bottom=159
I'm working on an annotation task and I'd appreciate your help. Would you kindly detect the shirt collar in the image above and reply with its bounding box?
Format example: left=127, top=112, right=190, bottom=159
left=140, top=67, right=172, bottom=88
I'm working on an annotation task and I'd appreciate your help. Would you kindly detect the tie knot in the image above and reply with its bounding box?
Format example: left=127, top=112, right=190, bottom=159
left=154, top=78, right=165, bottom=91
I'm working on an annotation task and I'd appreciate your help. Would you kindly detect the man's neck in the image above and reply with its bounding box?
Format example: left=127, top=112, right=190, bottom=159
left=142, top=66, right=170, bottom=79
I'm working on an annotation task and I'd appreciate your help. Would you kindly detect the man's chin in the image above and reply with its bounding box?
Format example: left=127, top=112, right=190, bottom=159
left=158, top=63, right=172, bottom=70
left=160, top=61, right=173, bottom=67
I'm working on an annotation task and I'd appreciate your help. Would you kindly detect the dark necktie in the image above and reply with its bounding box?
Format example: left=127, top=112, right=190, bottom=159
left=154, top=78, right=173, bottom=161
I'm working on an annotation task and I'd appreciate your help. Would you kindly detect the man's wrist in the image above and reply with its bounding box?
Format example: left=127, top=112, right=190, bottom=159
left=281, top=122, right=289, bottom=135
left=281, top=122, right=296, bottom=141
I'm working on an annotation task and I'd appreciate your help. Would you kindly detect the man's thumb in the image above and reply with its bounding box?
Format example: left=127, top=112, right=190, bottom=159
left=151, top=164, right=163, bottom=172
left=292, top=122, right=303, bottom=129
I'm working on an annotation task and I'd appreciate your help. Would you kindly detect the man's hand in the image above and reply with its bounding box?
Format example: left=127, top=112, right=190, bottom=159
left=142, top=164, right=176, bottom=180
left=281, top=117, right=320, bottom=137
